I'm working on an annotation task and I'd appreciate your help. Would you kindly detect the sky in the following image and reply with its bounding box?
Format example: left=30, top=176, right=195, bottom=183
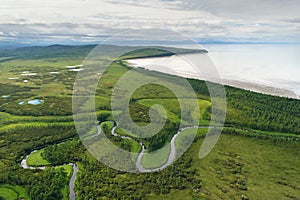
left=0, top=0, right=300, bottom=45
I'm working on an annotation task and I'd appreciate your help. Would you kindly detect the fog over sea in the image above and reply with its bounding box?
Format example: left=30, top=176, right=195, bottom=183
left=126, top=44, right=300, bottom=99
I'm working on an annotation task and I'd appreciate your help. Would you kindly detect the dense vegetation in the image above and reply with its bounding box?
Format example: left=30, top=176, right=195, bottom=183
left=0, top=83, right=33, bottom=95
left=26, top=168, right=68, bottom=200
left=225, top=86, right=300, bottom=133
left=0, top=45, right=299, bottom=199
left=0, top=44, right=96, bottom=60
left=41, top=140, right=82, bottom=165
left=76, top=150, right=201, bottom=199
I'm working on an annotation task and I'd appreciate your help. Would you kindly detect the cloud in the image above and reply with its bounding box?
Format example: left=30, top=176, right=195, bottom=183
left=167, top=0, right=300, bottom=21
left=0, top=0, right=299, bottom=44
left=284, top=18, right=300, bottom=24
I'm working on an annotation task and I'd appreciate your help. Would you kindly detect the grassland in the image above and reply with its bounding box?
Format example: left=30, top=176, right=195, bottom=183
left=0, top=184, right=29, bottom=200
left=141, top=144, right=171, bottom=169
left=26, top=149, right=50, bottom=166
left=101, top=121, right=143, bottom=155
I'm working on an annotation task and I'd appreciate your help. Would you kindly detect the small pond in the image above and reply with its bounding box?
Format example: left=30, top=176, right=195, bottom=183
left=28, top=99, right=43, bottom=105
left=18, top=99, right=43, bottom=105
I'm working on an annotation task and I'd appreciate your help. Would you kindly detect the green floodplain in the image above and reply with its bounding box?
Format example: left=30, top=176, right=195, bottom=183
left=0, top=44, right=299, bottom=200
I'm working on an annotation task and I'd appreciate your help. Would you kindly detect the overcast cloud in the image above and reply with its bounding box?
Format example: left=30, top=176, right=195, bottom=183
left=0, top=0, right=299, bottom=44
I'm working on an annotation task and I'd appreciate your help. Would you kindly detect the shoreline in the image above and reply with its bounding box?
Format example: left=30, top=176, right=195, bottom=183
left=222, top=78, right=299, bottom=99
left=125, top=55, right=299, bottom=100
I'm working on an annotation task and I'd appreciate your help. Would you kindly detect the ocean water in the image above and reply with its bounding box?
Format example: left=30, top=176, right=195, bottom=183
left=126, top=44, right=300, bottom=98
left=206, top=44, right=300, bottom=96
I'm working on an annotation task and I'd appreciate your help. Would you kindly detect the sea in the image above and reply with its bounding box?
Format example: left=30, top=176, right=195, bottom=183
left=126, top=44, right=300, bottom=99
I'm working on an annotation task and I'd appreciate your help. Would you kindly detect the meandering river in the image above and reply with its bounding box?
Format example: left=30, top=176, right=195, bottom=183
left=109, top=124, right=214, bottom=172
left=69, top=164, right=78, bottom=200
left=20, top=151, right=78, bottom=200
left=20, top=122, right=298, bottom=199
left=20, top=124, right=216, bottom=198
